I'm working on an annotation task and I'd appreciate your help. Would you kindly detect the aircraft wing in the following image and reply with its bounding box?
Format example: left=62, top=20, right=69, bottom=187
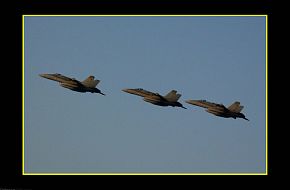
left=70, top=78, right=85, bottom=86
left=155, top=93, right=168, bottom=101
left=39, top=73, right=86, bottom=87
left=186, top=100, right=221, bottom=109
left=39, top=73, right=75, bottom=83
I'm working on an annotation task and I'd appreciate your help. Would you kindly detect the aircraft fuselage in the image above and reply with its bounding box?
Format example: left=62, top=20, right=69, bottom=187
left=123, top=88, right=186, bottom=109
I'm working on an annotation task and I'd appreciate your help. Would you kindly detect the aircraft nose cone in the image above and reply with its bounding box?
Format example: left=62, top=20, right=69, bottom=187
left=39, top=73, right=56, bottom=81
left=122, top=89, right=130, bottom=93
left=39, top=74, right=51, bottom=79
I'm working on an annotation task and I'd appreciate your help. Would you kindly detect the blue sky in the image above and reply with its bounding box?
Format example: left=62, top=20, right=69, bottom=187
left=24, top=16, right=266, bottom=174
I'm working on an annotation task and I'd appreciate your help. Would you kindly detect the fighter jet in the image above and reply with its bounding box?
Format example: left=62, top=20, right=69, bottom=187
left=39, top=73, right=105, bottom=95
left=185, top=99, right=249, bottom=121
left=122, top=88, right=186, bottom=109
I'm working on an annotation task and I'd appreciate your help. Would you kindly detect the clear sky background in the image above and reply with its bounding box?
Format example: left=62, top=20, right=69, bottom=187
left=24, top=16, right=266, bottom=173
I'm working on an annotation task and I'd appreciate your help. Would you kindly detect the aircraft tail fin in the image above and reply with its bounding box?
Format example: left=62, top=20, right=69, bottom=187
left=228, top=101, right=244, bottom=113
left=164, top=90, right=181, bottom=102
left=81, top=76, right=100, bottom=88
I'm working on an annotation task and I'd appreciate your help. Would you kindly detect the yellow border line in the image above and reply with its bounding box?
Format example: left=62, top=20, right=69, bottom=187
left=22, top=15, right=268, bottom=175
left=22, top=15, right=25, bottom=175
left=23, top=14, right=267, bottom=17
left=24, top=173, right=266, bottom=175
left=265, top=15, right=268, bottom=175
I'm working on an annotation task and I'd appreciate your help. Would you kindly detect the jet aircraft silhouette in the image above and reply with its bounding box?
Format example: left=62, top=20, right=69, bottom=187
left=186, top=99, right=249, bottom=121
left=122, top=88, right=186, bottom=109
left=39, top=73, right=105, bottom=95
